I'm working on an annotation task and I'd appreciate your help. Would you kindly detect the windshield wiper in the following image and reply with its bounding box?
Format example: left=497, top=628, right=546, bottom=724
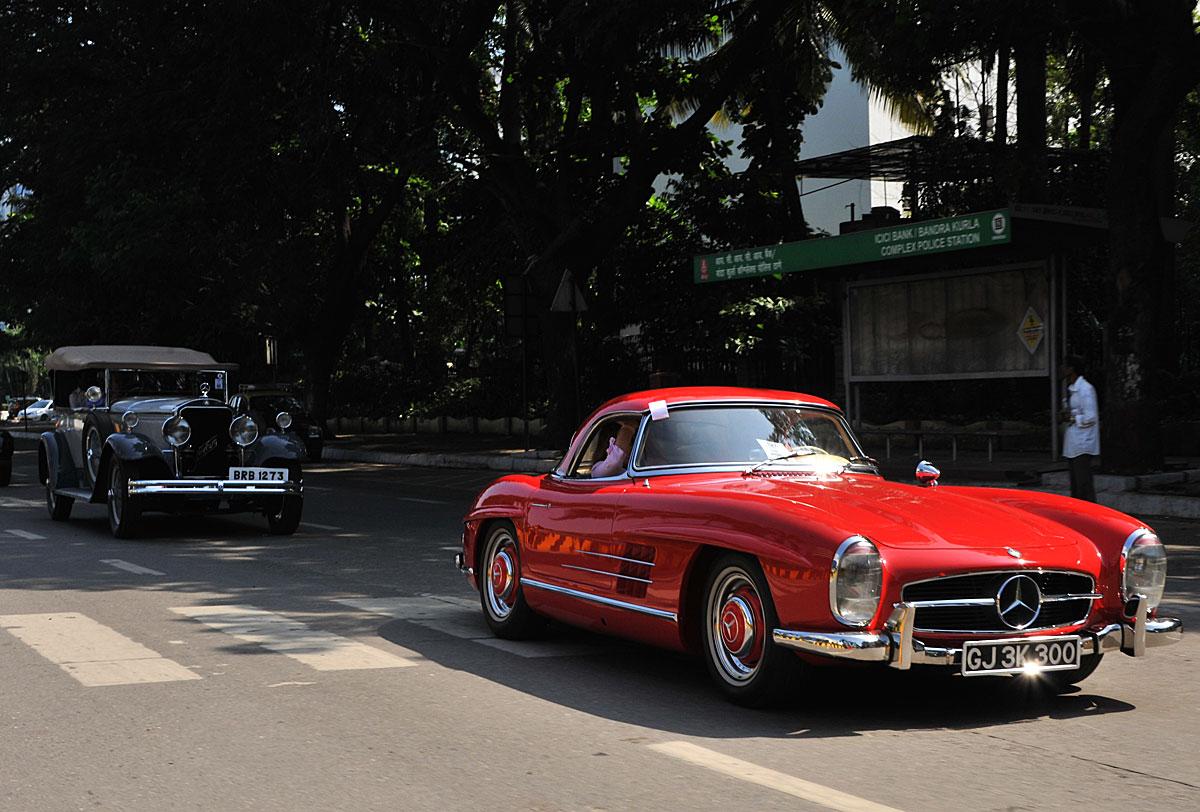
left=743, top=448, right=820, bottom=476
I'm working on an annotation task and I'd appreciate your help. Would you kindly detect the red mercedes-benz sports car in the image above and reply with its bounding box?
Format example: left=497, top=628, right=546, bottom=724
left=456, top=387, right=1182, bottom=706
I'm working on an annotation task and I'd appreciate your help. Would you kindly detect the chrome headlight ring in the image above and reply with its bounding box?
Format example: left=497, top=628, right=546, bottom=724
left=830, top=535, right=884, bottom=627
left=122, top=411, right=140, bottom=431
left=275, top=411, right=293, bottom=431
left=163, top=415, right=192, bottom=447
left=1121, top=528, right=1167, bottom=612
left=230, top=415, right=259, bottom=447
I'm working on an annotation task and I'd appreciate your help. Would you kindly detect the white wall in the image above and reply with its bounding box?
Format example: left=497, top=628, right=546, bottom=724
left=678, top=45, right=914, bottom=236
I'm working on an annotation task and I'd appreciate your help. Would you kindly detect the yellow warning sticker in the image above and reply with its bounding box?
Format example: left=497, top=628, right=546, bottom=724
left=1017, top=307, right=1045, bottom=354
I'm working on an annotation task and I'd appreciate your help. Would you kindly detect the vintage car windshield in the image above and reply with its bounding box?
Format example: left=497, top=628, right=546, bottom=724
left=250, top=395, right=304, bottom=414
left=634, top=405, right=861, bottom=470
left=111, top=370, right=226, bottom=401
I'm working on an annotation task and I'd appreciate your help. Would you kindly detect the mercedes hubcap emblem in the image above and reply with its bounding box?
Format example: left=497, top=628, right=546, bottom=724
left=996, top=574, right=1042, bottom=630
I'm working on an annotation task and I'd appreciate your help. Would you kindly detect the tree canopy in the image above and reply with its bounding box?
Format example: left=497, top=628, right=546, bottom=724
left=2, top=0, right=1199, bottom=468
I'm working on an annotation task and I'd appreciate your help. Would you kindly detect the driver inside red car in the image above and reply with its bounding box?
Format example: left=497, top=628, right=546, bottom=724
left=590, top=422, right=636, bottom=477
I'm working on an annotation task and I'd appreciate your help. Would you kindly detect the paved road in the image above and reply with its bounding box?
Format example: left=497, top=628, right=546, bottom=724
left=2, top=448, right=1199, bottom=811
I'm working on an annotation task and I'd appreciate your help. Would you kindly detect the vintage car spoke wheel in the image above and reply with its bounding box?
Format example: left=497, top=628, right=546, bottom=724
left=479, top=521, right=543, bottom=639
left=83, top=425, right=103, bottom=486
left=44, top=447, right=73, bottom=521
left=702, top=553, right=797, bottom=707
left=107, top=458, right=142, bottom=539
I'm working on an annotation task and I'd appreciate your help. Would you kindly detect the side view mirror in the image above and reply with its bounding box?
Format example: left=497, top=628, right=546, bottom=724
left=915, top=460, right=941, bottom=487
left=85, top=385, right=104, bottom=405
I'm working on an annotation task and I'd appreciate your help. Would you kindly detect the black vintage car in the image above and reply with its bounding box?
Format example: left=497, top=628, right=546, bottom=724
left=229, top=385, right=323, bottom=461
left=39, top=345, right=305, bottom=538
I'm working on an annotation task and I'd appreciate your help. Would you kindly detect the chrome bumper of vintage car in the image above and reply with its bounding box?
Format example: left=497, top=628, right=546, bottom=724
left=772, top=596, right=1183, bottom=669
left=127, top=479, right=303, bottom=497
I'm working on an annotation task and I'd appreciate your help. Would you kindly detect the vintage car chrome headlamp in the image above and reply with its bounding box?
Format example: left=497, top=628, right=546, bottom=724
left=163, top=416, right=192, bottom=447
left=229, top=415, right=259, bottom=447
left=122, top=411, right=140, bottom=431
left=275, top=411, right=293, bottom=430
left=1122, top=529, right=1167, bottom=611
left=830, top=536, right=883, bottom=627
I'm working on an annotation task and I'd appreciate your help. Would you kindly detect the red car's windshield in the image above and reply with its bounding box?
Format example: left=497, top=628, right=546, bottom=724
left=634, top=405, right=860, bottom=469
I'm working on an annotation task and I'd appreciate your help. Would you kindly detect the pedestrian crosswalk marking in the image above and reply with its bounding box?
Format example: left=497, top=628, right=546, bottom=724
left=170, top=604, right=420, bottom=671
left=647, top=741, right=903, bottom=812
left=6, top=529, right=45, bottom=540
left=100, top=559, right=165, bottom=576
left=0, top=612, right=200, bottom=687
left=300, top=521, right=342, bottom=531
left=335, top=596, right=604, bottom=658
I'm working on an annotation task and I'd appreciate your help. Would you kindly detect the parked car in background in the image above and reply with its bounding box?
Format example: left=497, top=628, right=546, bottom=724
left=458, top=386, right=1181, bottom=706
left=230, top=386, right=323, bottom=461
left=13, top=398, right=54, bottom=424
left=39, top=345, right=306, bottom=538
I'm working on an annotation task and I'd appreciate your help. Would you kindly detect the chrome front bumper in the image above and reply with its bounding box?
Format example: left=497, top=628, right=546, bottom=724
left=128, top=479, right=303, bottom=497
left=773, top=597, right=1183, bottom=670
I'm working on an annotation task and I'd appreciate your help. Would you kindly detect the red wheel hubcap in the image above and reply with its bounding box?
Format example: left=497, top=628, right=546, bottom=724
left=490, top=550, right=514, bottom=598
left=719, top=587, right=764, bottom=665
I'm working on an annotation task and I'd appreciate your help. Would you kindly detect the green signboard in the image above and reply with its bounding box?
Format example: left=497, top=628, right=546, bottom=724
left=693, top=208, right=1012, bottom=284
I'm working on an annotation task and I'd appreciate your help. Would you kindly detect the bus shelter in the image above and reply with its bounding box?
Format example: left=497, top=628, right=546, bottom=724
left=693, top=205, right=1087, bottom=458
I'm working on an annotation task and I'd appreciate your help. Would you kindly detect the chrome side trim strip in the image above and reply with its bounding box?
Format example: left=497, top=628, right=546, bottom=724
left=520, top=577, right=677, bottom=622
left=561, top=564, right=652, bottom=584
left=580, top=550, right=656, bottom=568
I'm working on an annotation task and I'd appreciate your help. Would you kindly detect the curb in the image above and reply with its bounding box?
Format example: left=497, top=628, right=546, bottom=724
left=322, top=446, right=557, bottom=474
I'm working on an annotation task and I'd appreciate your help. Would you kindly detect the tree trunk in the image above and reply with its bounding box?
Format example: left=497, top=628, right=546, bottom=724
left=1101, top=76, right=1176, bottom=472
left=1014, top=30, right=1046, bottom=200
left=994, top=42, right=1009, bottom=146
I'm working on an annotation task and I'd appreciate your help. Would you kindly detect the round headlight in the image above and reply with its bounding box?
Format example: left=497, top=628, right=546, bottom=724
left=122, top=411, right=140, bottom=430
left=163, top=416, right=192, bottom=447
left=1122, top=529, right=1167, bottom=611
left=229, top=415, right=259, bottom=447
left=830, top=536, right=883, bottom=627
left=276, top=411, right=293, bottom=430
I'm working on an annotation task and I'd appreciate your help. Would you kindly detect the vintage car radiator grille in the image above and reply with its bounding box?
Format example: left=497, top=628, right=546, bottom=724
left=901, top=571, right=1096, bottom=634
left=177, top=405, right=235, bottom=476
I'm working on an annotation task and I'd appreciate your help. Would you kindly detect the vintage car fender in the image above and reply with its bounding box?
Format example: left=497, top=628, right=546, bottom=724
left=39, top=430, right=82, bottom=490
left=253, top=432, right=307, bottom=465
left=92, top=433, right=173, bottom=501
left=462, top=476, right=538, bottom=585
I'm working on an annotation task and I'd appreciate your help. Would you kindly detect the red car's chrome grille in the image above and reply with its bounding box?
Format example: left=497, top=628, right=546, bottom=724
left=901, top=571, right=1095, bottom=634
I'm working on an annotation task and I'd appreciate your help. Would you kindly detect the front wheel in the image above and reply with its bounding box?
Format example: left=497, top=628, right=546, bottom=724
left=266, top=496, right=303, bottom=535
left=701, top=553, right=799, bottom=707
left=478, top=520, right=543, bottom=639
left=107, top=459, right=141, bottom=538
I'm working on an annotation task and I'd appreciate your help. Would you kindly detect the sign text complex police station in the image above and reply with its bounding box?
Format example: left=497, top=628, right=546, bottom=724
left=693, top=208, right=1012, bottom=284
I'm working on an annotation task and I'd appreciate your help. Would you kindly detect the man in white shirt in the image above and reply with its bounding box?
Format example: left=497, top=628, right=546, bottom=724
left=1061, top=355, right=1100, bottom=502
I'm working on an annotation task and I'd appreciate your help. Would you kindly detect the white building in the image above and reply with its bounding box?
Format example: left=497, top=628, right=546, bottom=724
left=713, top=45, right=914, bottom=235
